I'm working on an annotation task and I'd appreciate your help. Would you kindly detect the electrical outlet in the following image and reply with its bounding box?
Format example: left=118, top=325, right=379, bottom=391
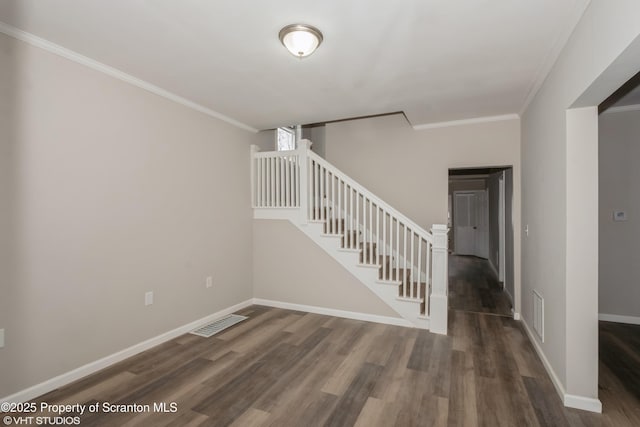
left=206, top=276, right=213, bottom=288
left=0, top=329, right=4, bottom=348
left=145, top=291, right=154, bottom=306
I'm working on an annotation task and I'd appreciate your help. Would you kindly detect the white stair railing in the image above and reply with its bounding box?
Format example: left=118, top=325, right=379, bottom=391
left=250, top=140, right=448, bottom=333
left=251, top=145, right=300, bottom=209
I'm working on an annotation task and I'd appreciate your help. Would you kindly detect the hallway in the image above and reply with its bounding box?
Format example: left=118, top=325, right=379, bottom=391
left=448, top=254, right=512, bottom=317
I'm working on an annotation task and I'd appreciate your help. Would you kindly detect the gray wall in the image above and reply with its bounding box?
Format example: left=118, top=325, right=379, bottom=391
left=0, top=33, right=255, bottom=397
left=520, top=0, right=640, bottom=402
left=309, top=125, right=326, bottom=158
left=253, top=129, right=276, bottom=151
left=599, top=109, right=640, bottom=318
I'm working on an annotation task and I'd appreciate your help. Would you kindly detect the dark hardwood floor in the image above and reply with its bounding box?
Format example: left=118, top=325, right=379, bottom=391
left=9, top=257, right=639, bottom=426
left=448, top=254, right=512, bottom=317
left=9, top=304, right=636, bottom=426
left=598, top=321, right=640, bottom=426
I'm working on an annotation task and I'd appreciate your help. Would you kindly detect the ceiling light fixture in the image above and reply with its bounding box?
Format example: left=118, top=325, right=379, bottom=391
left=278, top=24, right=323, bottom=58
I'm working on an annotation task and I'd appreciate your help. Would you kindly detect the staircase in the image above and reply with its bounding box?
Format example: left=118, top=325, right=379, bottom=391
left=250, top=140, right=448, bottom=334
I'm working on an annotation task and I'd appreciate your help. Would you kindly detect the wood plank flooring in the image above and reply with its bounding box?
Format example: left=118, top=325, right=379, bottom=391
left=12, top=305, right=636, bottom=426
left=448, top=255, right=512, bottom=316
left=598, top=321, right=640, bottom=426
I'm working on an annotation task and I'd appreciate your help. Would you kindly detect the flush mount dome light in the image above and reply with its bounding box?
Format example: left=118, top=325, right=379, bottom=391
left=279, top=24, right=323, bottom=58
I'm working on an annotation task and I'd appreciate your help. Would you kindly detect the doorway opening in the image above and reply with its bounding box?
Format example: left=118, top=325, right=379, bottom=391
left=597, top=70, right=640, bottom=414
left=448, top=167, right=514, bottom=317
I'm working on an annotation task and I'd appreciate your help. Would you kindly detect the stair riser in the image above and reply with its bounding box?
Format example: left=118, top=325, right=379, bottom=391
left=359, top=243, right=378, bottom=264
left=323, top=218, right=346, bottom=234
left=398, top=282, right=427, bottom=297
left=379, top=269, right=411, bottom=281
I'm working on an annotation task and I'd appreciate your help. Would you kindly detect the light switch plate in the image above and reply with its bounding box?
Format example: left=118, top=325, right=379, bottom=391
left=613, top=211, right=627, bottom=221
left=145, top=291, right=153, bottom=306
left=0, top=329, right=4, bottom=348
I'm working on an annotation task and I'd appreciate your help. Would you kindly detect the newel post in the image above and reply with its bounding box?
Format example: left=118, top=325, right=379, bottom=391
left=430, top=224, right=449, bottom=335
left=297, top=139, right=311, bottom=224
left=250, top=144, right=259, bottom=208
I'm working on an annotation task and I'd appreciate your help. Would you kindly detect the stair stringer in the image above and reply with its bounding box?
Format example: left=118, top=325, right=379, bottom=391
left=254, top=208, right=430, bottom=329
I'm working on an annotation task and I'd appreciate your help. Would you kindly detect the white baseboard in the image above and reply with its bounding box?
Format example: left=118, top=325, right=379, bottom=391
left=1, top=299, right=254, bottom=404
left=521, top=318, right=566, bottom=402
left=564, top=394, right=602, bottom=413
left=598, top=313, right=640, bottom=325
left=521, top=318, right=602, bottom=413
left=252, top=298, right=413, bottom=328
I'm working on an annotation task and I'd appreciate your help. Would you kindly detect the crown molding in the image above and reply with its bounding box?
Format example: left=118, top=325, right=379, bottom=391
left=412, top=113, right=519, bottom=131
left=0, top=21, right=258, bottom=133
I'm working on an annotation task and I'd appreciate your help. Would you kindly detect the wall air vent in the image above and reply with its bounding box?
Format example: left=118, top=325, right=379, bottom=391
left=533, top=290, right=544, bottom=342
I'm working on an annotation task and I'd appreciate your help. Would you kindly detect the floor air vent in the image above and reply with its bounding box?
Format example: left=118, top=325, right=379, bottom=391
left=190, top=314, right=247, bottom=338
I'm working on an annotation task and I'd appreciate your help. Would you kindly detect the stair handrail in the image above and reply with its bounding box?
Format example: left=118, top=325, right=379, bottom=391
left=305, top=149, right=433, bottom=243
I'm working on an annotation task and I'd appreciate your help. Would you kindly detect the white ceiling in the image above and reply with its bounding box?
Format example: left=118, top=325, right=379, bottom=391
left=0, top=0, right=590, bottom=131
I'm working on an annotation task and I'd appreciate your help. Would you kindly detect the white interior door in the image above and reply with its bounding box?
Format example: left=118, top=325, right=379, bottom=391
left=454, top=190, right=489, bottom=258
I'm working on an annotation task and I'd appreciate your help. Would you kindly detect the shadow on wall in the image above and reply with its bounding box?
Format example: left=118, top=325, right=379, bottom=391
left=0, top=3, right=23, bottom=397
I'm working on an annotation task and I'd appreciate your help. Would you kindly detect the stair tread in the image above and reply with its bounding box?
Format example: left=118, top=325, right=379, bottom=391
left=376, top=279, right=403, bottom=285
left=397, top=296, right=423, bottom=303
left=337, top=248, right=361, bottom=253
left=356, top=263, right=381, bottom=269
